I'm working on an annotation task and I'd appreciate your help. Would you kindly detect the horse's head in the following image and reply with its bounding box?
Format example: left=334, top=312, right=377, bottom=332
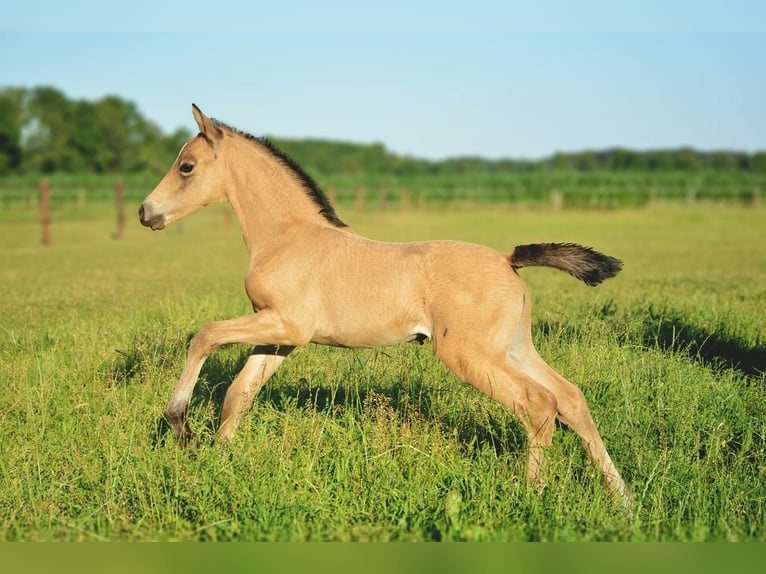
left=139, top=104, right=228, bottom=230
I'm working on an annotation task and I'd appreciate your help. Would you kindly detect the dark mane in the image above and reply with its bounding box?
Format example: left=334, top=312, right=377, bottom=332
left=212, top=119, right=347, bottom=228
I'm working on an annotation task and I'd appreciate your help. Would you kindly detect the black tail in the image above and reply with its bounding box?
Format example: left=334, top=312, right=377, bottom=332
left=510, top=243, right=622, bottom=287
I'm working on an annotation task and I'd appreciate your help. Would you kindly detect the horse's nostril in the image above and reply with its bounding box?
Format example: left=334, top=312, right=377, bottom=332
left=138, top=203, right=166, bottom=230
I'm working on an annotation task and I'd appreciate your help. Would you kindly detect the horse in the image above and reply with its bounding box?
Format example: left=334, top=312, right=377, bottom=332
left=139, top=104, right=631, bottom=504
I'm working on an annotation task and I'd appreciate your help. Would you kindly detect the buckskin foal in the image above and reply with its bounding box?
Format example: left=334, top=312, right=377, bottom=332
left=139, top=105, right=631, bottom=503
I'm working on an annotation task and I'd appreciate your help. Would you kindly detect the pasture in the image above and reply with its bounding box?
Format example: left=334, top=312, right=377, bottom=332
left=0, top=201, right=764, bottom=541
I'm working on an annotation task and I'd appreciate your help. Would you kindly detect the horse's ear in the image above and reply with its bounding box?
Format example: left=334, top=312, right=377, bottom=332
left=192, top=104, right=223, bottom=144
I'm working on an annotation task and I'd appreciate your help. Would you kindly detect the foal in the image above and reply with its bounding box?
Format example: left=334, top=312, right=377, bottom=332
left=139, top=105, right=631, bottom=503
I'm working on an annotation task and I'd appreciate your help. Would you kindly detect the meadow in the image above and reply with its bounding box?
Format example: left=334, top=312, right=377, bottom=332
left=0, top=198, right=764, bottom=541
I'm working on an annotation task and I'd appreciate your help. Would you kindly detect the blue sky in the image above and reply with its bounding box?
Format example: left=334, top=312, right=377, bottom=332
left=2, top=1, right=765, bottom=159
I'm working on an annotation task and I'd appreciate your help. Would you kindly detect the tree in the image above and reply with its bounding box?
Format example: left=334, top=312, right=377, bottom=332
left=0, top=89, right=23, bottom=174
left=750, top=152, right=766, bottom=173
left=646, top=150, right=675, bottom=171
left=673, top=148, right=701, bottom=171
left=22, top=86, right=77, bottom=172
left=571, top=151, right=599, bottom=171
left=609, top=148, right=646, bottom=170
left=549, top=153, right=572, bottom=170
left=0, top=85, right=763, bottom=176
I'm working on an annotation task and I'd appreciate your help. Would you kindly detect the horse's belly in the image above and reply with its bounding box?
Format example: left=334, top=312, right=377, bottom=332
left=311, top=320, right=431, bottom=349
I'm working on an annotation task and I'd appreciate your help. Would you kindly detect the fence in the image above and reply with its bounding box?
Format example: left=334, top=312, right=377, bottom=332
left=1, top=173, right=763, bottom=244
left=323, top=183, right=762, bottom=211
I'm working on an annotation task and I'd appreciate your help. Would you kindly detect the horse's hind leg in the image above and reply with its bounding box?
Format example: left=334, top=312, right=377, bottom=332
left=435, top=341, right=558, bottom=488
left=218, top=345, right=293, bottom=441
left=519, top=353, right=631, bottom=503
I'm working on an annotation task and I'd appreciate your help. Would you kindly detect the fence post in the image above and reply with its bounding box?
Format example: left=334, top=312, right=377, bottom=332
left=400, top=187, right=409, bottom=210
left=113, top=181, right=125, bottom=238
left=379, top=186, right=387, bottom=211
left=550, top=189, right=563, bottom=211
left=754, top=187, right=761, bottom=207
left=355, top=186, right=364, bottom=214
left=327, top=186, right=336, bottom=205
left=40, top=179, right=51, bottom=246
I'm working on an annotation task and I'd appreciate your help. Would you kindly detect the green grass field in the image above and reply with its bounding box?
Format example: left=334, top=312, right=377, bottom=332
left=1, top=201, right=764, bottom=541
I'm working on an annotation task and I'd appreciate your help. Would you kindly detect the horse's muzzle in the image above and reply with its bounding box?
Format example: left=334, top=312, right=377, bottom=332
left=138, top=203, right=166, bottom=231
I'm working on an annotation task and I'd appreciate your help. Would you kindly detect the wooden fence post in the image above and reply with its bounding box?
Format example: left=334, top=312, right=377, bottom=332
left=550, top=189, right=563, bottom=211
left=379, top=186, right=387, bottom=211
left=40, top=179, right=51, bottom=246
left=113, top=181, right=125, bottom=238
left=355, top=186, right=364, bottom=214
left=400, top=187, right=409, bottom=210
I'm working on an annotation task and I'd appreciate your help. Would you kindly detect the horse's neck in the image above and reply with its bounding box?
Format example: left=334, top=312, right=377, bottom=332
left=225, top=138, right=327, bottom=253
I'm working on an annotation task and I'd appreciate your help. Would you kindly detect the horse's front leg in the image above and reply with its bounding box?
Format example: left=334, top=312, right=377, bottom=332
left=217, top=345, right=294, bottom=441
left=164, top=311, right=309, bottom=445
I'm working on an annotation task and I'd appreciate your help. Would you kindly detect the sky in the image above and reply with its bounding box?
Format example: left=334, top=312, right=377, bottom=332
left=2, top=1, right=765, bottom=160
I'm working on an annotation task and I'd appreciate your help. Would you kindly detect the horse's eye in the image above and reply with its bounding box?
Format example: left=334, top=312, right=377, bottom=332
left=180, top=163, right=194, bottom=174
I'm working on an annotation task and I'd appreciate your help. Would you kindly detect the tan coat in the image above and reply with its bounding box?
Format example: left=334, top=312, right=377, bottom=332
left=140, top=105, right=631, bottom=504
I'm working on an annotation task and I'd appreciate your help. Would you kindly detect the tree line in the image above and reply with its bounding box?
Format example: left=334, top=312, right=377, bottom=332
left=0, top=87, right=190, bottom=175
left=1, top=86, right=764, bottom=177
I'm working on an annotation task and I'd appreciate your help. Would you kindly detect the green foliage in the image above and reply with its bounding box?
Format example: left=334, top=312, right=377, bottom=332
left=751, top=152, right=766, bottom=173
left=0, top=86, right=191, bottom=175
left=271, top=137, right=762, bottom=177
left=2, top=169, right=761, bottom=213
left=0, top=204, right=764, bottom=541
left=1, top=85, right=765, bottom=178
left=0, top=89, right=23, bottom=175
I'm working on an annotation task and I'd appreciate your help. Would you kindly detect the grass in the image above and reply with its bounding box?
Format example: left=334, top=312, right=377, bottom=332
left=0, top=202, right=764, bottom=541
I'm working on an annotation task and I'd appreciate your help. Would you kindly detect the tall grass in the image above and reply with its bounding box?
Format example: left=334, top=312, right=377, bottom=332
left=0, top=203, right=763, bottom=541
